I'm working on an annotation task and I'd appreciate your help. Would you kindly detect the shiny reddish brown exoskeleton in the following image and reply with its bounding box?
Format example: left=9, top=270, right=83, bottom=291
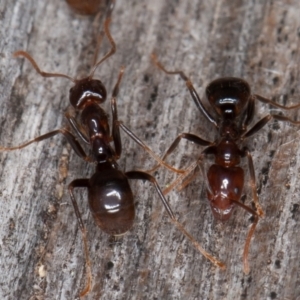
left=66, top=0, right=105, bottom=15
left=205, top=78, right=251, bottom=222
left=150, top=55, right=300, bottom=274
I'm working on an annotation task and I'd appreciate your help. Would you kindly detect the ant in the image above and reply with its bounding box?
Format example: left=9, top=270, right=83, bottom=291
left=66, top=0, right=105, bottom=15
left=148, top=53, right=300, bottom=274
left=0, top=2, right=225, bottom=297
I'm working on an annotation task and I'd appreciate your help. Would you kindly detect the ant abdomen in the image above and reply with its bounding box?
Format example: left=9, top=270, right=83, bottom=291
left=88, top=167, right=135, bottom=236
left=207, top=164, right=244, bottom=221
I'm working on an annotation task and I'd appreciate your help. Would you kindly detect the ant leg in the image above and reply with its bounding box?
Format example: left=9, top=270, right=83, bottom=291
left=111, top=67, right=125, bottom=158
left=241, top=95, right=255, bottom=133
left=91, top=30, right=105, bottom=68
left=163, top=160, right=199, bottom=195
left=242, top=147, right=264, bottom=217
left=91, top=1, right=115, bottom=68
left=91, top=2, right=108, bottom=59
left=65, top=112, right=90, bottom=145
left=68, top=179, right=92, bottom=297
left=13, top=51, right=75, bottom=82
left=146, top=133, right=213, bottom=173
left=162, top=150, right=211, bottom=195
left=151, top=53, right=218, bottom=127
left=176, top=149, right=212, bottom=193
left=0, top=128, right=92, bottom=162
left=255, top=94, right=300, bottom=110
left=230, top=199, right=259, bottom=274
left=243, top=114, right=300, bottom=139
left=176, top=165, right=200, bottom=192
left=125, top=170, right=226, bottom=270
left=117, top=122, right=186, bottom=174
left=242, top=115, right=272, bottom=138
left=89, top=0, right=116, bottom=77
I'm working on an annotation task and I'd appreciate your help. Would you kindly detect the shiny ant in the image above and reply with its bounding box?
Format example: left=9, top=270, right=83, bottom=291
left=0, top=2, right=225, bottom=297
left=148, top=53, right=300, bottom=274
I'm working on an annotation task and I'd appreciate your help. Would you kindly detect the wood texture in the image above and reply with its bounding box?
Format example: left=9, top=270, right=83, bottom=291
left=0, top=1, right=300, bottom=299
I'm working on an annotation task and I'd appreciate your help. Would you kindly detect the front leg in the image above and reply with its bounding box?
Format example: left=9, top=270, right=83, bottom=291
left=65, top=111, right=89, bottom=144
left=0, top=128, right=92, bottom=162
left=118, top=122, right=186, bottom=174
left=147, top=132, right=213, bottom=173
left=111, top=66, right=125, bottom=159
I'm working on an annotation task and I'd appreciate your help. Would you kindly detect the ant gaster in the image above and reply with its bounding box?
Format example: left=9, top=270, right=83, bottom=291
left=0, top=2, right=225, bottom=297
left=149, top=54, right=300, bottom=274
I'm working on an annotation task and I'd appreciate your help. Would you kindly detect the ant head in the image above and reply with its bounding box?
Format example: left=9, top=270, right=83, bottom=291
left=69, top=78, right=107, bottom=109
left=206, top=77, right=251, bottom=118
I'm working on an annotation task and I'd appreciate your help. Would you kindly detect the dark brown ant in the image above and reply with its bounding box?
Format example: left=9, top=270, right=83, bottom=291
left=149, top=53, right=300, bottom=274
left=0, top=2, right=226, bottom=297
left=66, top=0, right=105, bottom=15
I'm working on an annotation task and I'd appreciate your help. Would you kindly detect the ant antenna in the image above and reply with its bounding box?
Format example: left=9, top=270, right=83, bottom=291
left=13, top=51, right=76, bottom=83
left=14, top=1, right=116, bottom=83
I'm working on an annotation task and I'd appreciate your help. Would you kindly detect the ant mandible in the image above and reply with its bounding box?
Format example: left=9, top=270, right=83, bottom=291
left=0, top=2, right=226, bottom=297
left=149, top=53, right=300, bottom=274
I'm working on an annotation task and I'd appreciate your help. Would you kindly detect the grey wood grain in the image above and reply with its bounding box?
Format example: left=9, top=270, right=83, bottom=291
left=0, top=1, right=300, bottom=299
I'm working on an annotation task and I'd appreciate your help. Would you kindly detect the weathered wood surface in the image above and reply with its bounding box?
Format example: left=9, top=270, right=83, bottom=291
left=0, top=1, right=300, bottom=299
